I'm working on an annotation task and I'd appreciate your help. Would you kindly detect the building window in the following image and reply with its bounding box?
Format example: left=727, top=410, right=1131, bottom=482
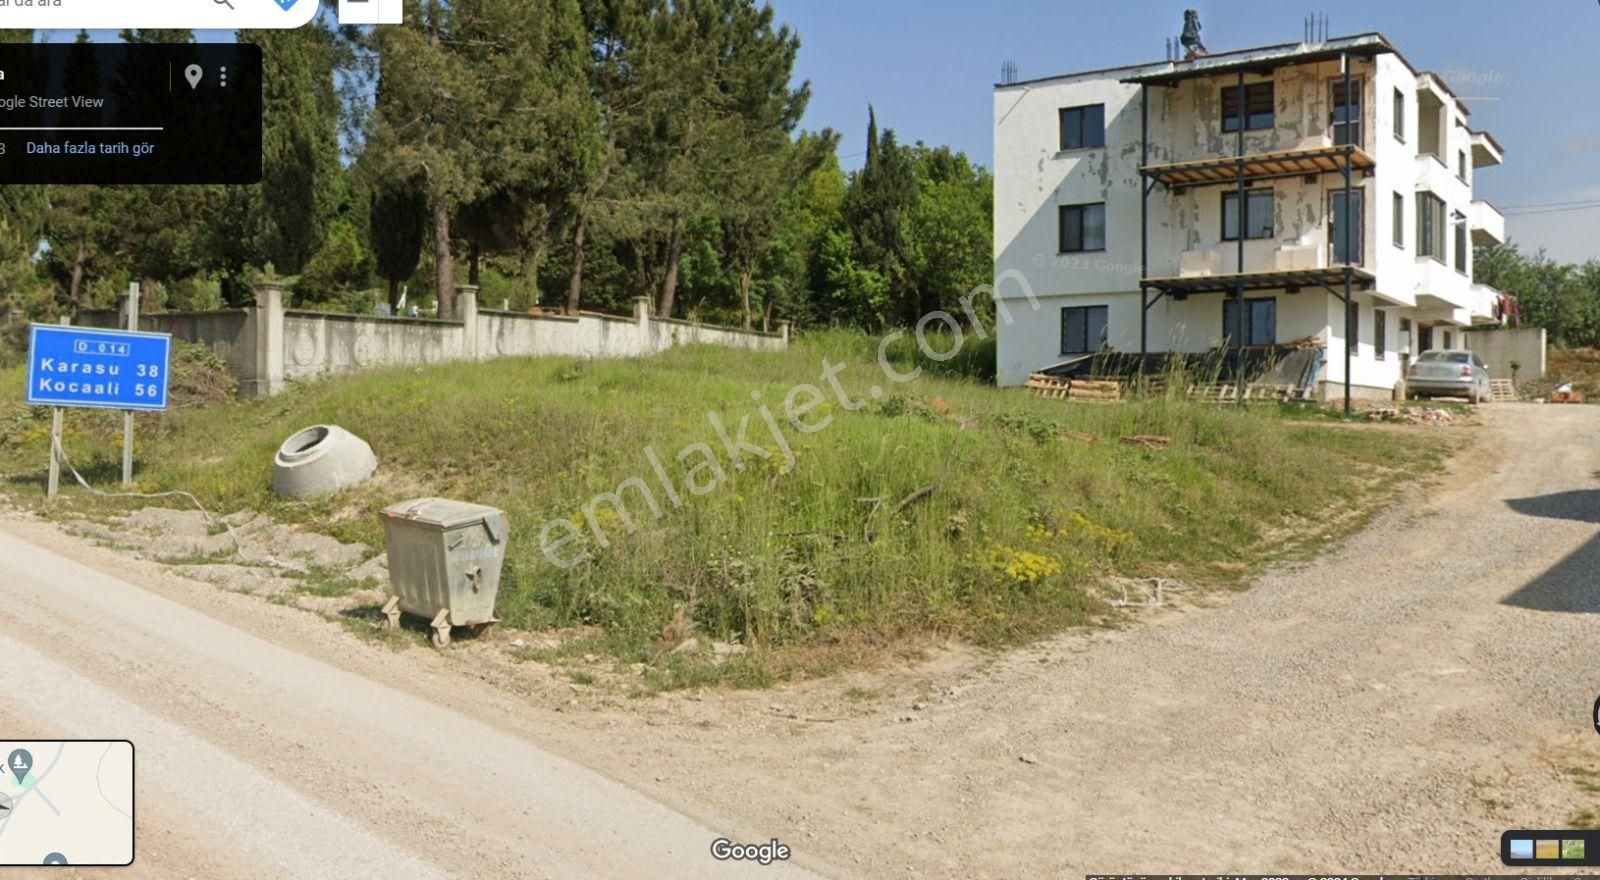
left=1393, top=88, right=1405, bottom=141
left=1222, top=189, right=1275, bottom=240
left=1222, top=297, right=1277, bottom=347
left=1454, top=216, right=1468, bottom=274
left=1330, top=190, right=1364, bottom=264
left=1222, top=82, right=1275, bottom=132
left=1058, top=203, right=1106, bottom=252
left=1417, top=192, right=1446, bottom=261
left=1443, top=330, right=1454, bottom=349
left=1058, top=104, right=1106, bottom=150
left=1330, top=77, right=1363, bottom=147
left=1348, top=302, right=1360, bottom=356
left=1060, top=305, right=1108, bottom=354
left=1392, top=192, right=1404, bottom=248
left=1374, top=309, right=1387, bottom=360
left=1458, top=149, right=1468, bottom=181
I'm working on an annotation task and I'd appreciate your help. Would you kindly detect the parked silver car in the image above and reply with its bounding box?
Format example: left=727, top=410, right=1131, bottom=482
left=1406, top=349, right=1493, bottom=404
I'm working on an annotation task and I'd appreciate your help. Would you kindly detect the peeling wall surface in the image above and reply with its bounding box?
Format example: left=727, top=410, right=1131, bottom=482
left=993, top=38, right=1513, bottom=393
left=81, top=291, right=786, bottom=398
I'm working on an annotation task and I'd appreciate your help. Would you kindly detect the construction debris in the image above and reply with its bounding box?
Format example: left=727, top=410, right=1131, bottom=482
left=1364, top=405, right=1461, bottom=425
left=1119, top=435, right=1172, bottom=450
left=1059, top=430, right=1097, bottom=445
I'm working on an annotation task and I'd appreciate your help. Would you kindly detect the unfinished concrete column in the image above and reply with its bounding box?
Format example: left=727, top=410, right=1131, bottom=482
left=775, top=320, right=791, bottom=349
left=251, top=280, right=286, bottom=397
left=457, top=284, right=480, bottom=360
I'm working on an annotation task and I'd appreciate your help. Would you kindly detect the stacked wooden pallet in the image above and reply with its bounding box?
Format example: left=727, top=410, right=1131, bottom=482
left=1190, top=382, right=1315, bottom=404
left=1026, top=374, right=1125, bottom=403
left=1490, top=379, right=1518, bottom=403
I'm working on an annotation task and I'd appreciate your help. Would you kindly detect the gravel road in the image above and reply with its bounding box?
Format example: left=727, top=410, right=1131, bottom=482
left=1, top=402, right=1596, bottom=878
left=0, top=525, right=831, bottom=878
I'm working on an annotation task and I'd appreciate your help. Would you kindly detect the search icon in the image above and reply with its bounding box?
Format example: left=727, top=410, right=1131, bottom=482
left=213, top=0, right=235, bottom=9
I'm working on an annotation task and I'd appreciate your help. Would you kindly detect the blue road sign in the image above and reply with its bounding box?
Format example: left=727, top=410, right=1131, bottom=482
left=26, top=324, right=172, bottom=412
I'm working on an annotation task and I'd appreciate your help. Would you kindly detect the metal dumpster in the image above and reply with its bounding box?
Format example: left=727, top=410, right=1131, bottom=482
left=379, top=497, right=509, bottom=647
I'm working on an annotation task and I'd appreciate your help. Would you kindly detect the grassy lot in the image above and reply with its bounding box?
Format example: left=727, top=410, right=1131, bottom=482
left=0, top=330, right=1441, bottom=683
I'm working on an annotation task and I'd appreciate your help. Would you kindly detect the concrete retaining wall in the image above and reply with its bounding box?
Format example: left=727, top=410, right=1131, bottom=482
left=81, top=286, right=787, bottom=397
left=1464, top=326, right=1547, bottom=382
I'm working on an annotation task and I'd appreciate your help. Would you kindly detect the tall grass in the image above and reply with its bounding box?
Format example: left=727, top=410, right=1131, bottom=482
left=0, top=328, right=1434, bottom=675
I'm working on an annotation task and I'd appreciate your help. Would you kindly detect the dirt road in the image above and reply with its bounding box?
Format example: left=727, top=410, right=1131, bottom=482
left=2, top=402, right=1598, bottom=877
left=0, top=527, right=830, bottom=878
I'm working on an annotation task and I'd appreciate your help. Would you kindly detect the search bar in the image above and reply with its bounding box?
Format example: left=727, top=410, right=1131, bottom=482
left=1, top=0, right=319, bottom=29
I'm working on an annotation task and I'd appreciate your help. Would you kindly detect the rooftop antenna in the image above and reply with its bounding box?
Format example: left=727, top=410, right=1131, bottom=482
left=1000, top=60, right=1018, bottom=85
left=1304, top=12, right=1329, bottom=43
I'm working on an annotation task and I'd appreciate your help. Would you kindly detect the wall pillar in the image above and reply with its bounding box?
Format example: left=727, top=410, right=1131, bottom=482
left=634, top=296, right=652, bottom=352
left=251, top=281, right=286, bottom=397
left=457, top=284, right=480, bottom=360
left=775, top=320, right=791, bottom=348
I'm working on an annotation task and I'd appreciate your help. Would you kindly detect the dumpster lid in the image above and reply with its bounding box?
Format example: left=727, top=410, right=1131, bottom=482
left=381, top=497, right=505, bottom=538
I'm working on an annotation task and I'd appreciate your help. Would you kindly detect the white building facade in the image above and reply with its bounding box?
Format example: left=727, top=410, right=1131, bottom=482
left=993, top=33, right=1508, bottom=399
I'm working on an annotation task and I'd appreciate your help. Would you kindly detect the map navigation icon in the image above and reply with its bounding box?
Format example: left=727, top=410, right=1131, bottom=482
left=43, top=852, right=69, bottom=865
left=7, top=749, right=31, bottom=784
left=0, top=792, right=11, bottom=814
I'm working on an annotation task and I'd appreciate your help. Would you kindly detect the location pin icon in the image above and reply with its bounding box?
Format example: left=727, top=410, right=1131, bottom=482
left=8, top=748, right=31, bottom=784
left=185, top=64, right=204, bottom=90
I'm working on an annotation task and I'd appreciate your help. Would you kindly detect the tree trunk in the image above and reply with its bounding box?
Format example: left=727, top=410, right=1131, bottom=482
left=139, top=277, right=159, bottom=315
left=739, top=267, right=753, bottom=330
left=433, top=199, right=454, bottom=319
left=468, top=241, right=481, bottom=287
left=567, top=211, right=587, bottom=315
left=658, top=214, right=687, bottom=320
left=762, top=291, right=775, bottom=334
left=387, top=278, right=402, bottom=311
left=67, top=236, right=86, bottom=309
left=520, top=236, right=545, bottom=311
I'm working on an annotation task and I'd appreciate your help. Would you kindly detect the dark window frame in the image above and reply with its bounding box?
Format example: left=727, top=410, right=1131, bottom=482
left=1058, top=104, right=1106, bottom=151
left=1417, top=191, right=1446, bottom=262
left=1222, top=82, right=1275, bottom=133
left=1392, top=87, right=1405, bottom=142
left=1458, top=149, right=1468, bottom=182
left=1392, top=191, right=1404, bottom=248
left=1058, top=202, right=1107, bottom=253
left=1330, top=76, right=1364, bottom=148
left=1454, top=216, right=1469, bottom=275
left=1329, top=189, right=1365, bottom=265
left=1374, top=308, right=1387, bottom=361
left=1222, top=188, right=1276, bottom=241
left=1060, top=305, right=1109, bottom=355
left=1222, top=296, right=1278, bottom=347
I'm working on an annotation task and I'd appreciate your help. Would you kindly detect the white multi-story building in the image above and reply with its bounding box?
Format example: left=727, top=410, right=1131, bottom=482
left=993, top=31, right=1509, bottom=400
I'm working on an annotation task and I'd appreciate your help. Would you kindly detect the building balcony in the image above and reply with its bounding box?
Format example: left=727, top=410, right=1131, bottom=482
left=1469, top=283, right=1507, bottom=325
left=1142, top=142, right=1376, bottom=190
left=1470, top=199, right=1505, bottom=246
left=1470, top=130, right=1504, bottom=168
left=1413, top=256, right=1477, bottom=314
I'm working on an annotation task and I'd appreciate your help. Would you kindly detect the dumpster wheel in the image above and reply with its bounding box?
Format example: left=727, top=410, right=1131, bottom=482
left=429, top=610, right=453, bottom=648
left=381, top=596, right=401, bottom=630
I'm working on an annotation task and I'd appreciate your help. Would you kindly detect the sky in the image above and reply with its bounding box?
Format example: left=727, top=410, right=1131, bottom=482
left=38, top=3, right=1598, bottom=263
left=777, top=0, right=1599, bottom=263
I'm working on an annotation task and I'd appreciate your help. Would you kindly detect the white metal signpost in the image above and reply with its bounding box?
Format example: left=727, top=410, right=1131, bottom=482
left=24, top=294, right=172, bottom=499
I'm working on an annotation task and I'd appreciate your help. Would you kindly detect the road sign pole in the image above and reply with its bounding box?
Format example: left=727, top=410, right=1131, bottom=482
left=47, top=316, right=70, bottom=500
left=122, top=283, right=138, bottom=485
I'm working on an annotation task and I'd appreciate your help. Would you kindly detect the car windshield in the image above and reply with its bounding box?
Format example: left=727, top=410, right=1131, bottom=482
left=1418, top=351, right=1471, bottom=364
